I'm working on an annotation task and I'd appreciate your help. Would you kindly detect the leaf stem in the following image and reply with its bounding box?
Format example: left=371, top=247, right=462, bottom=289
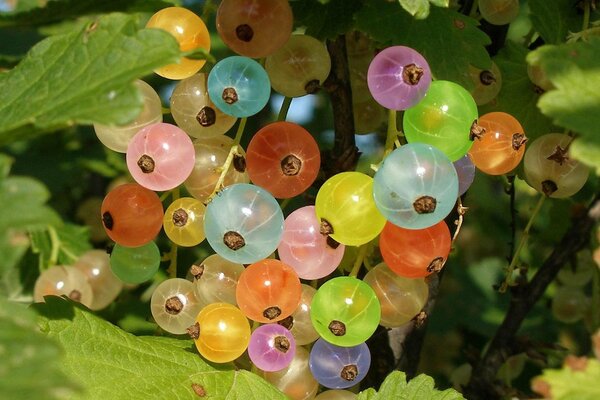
left=277, top=97, right=293, bottom=121
left=501, top=194, right=546, bottom=292
left=47, top=225, right=59, bottom=266
left=233, top=117, right=247, bottom=145
left=349, top=244, right=368, bottom=277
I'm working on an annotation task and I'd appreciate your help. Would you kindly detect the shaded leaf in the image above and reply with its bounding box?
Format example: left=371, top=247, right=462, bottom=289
left=528, top=0, right=580, bottom=44
left=34, top=297, right=287, bottom=400
left=291, top=0, right=363, bottom=40
left=0, top=13, right=180, bottom=145
left=0, top=296, right=78, bottom=400
left=398, top=0, right=448, bottom=19
left=528, top=38, right=600, bottom=149
left=570, top=138, right=600, bottom=175
left=357, top=371, right=464, bottom=399
left=29, top=224, right=92, bottom=269
left=480, top=42, right=554, bottom=140
left=355, top=0, right=491, bottom=89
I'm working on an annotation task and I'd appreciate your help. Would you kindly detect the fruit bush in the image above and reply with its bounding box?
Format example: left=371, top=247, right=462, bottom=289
left=1, top=0, right=600, bottom=399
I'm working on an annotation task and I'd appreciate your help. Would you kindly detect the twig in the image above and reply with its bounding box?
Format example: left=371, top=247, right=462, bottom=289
left=465, top=193, right=600, bottom=400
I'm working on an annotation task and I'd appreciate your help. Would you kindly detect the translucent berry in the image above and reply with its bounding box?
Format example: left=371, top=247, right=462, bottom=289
left=468, top=63, right=502, bottom=106
left=190, top=254, right=245, bottom=307
left=372, top=143, right=458, bottom=230
left=110, top=241, right=160, bottom=284
left=94, top=80, right=162, bottom=153
left=309, top=338, right=371, bottom=389
left=73, top=250, right=123, bottom=310
left=236, top=259, right=302, bottom=323
left=150, top=278, right=202, bottom=334
left=315, top=172, right=386, bottom=246
left=207, top=56, right=271, bottom=118
left=146, top=7, right=210, bottom=80
left=277, top=284, right=320, bottom=346
left=33, top=265, right=94, bottom=308
left=310, top=277, right=381, bottom=347
left=101, top=183, right=163, bottom=247
left=367, top=46, right=432, bottom=110
left=170, top=73, right=237, bottom=138
left=454, top=154, right=476, bottom=196
left=126, top=123, right=195, bottom=191
left=163, top=197, right=206, bottom=247
left=248, top=324, right=296, bottom=372
left=216, top=0, right=293, bottom=58
left=246, top=122, right=320, bottom=199
left=380, top=221, right=451, bottom=278
left=479, top=0, right=520, bottom=26
left=204, top=183, right=284, bottom=264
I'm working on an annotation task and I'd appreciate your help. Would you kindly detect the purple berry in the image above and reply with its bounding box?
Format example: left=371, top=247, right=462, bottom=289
left=309, top=338, right=371, bottom=389
left=367, top=46, right=431, bottom=110
left=248, top=324, right=296, bottom=372
left=454, top=154, right=476, bottom=196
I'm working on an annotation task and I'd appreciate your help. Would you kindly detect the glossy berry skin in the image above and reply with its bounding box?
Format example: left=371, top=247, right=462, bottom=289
left=207, top=56, right=271, bottom=118
left=146, top=7, right=210, bottom=80
left=246, top=122, right=320, bottom=199
left=453, top=154, right=476, bottom=196
left=256, top=346, right=319, bottom=400
left=315, top=172, right=386, bottom=246
left=184, top=135, right=249, bottom=203
left=551, top=286, right=589, bottom=324
left=236, top=259, right=302, bottom=323
left=524, top=134, right=589, bottom=198
left=479, top=0, right=520, bottom=26
left=94, top=80, right=162, bottom=152
left=309, top=339, right=371, bottom=389
left=150, top=278, right=201, bottom=335
left=310, top=277, right=381, bottom=347
left=163, top=197, right=206, bottom=247
left=363, top=263, right=429, bottom=327
left=101, top=183, right=163, bottom=247
left=170, top=73, right=237, bottom=138
left=248, top=324, right=296, bottom=372
left=126, top=123, right=195, bottom=191
left=380, top=221, right=451, bottom=278
left=191, top=254, right=245, bottom=307
left=278, top=206, right=345, bottom=280
left=367, top=46, right=432, bottom=110
left=404, top=80, right=478, bottom=161
left=469, top=112, right=527, bottom=175
left=265, top=35, right=332, bottom=97
left=204, top=183, right=284, bottom=264
left=373, top=143, right=458, bottom=230
left=278, top=284, right=320, bottom=346
left=73, top=250, right=123, bottom=310
left=110, top=241, right=160, bottom=284
left=468, top=62, right=502, bottom=106
left=193, top=302, right=251, bottom=363
left=216, top=0, right=293, bottom=58
left=34, top=265, right=94, bottom=308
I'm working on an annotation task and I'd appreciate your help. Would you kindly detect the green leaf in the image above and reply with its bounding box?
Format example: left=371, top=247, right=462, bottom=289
left=0, top=13, right=180, bottom=145
left=357, top=371, right=465, bottom=399
left=480, top=42, right=553, bottom=140
left=528, top=0, right=581, bottom=44
left=34, top=297, right=287, bottom=400
left=397, top=0, right=448, bottom=19
left=0, top=174, right=61, bottom=232
left=0, top=296, right=78, bottom=400
left=527, top=39, right=600, bottom=148
left=0, top=0, right=178, bottom=27
left=291, top=0, right=363, bottom=40
left=355, top=0, right=491, bottom=89
left=570, top=138, right=600, bottom=175
left=0, top=231, right=30, bottom=300
left=29, top=224, right=92, bottom=269
left=533, top=358, right=600, bottom=400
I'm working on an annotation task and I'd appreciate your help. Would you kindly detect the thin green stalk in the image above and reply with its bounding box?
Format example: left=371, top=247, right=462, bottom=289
left=279, top=197, right=292, bottom=211
left=277, top=97, right=293, bottom=121
left=501, top=194, right=546, bottom=292
left=47, top=225, right=60, bottom=266
left=349, top=244, right=368, bottom=277
left=469, top=0, right=479, bottom=18
left=385, top=109, right=398, bottom=155
left=233, top=117, right=247, bottom=145
left=206, top=145, right=238, bottom=201
left=166, top=243, right=178, bottom=279
left=583, top=0, right=591, bottom=31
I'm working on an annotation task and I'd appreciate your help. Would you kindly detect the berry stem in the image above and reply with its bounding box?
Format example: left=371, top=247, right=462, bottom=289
left=207, top=145, right=239, bottom=202
left=166, top=188, right=180, bottom=279
left=349, top=244, right=368, bottom=277
left=277, top=97, right=292, bottom=121
left=279, top=197, right=292, bottom=211
left=47, top=225, right=60, bottom=266
left=451, top=198, right=469, bottom=243
left=501, top=194, right=546, bottom=292
left=161, top=107, right=171, bottom=115
left=233, top=117, right=247, bottom=145
left=583, top=0, right=591, bottom=31
left=384, top=109, right=399, bottom=155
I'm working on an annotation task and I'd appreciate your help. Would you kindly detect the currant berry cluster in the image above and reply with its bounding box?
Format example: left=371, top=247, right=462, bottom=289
left=32, top=1, right=591, bottom=398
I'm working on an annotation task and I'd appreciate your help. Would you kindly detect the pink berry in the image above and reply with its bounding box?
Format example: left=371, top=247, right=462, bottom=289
left=126, top=123, right=196, bottom=191
left=277, top=206, right=345, bottom=280
left=248, top=324, right=296, bottom=372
